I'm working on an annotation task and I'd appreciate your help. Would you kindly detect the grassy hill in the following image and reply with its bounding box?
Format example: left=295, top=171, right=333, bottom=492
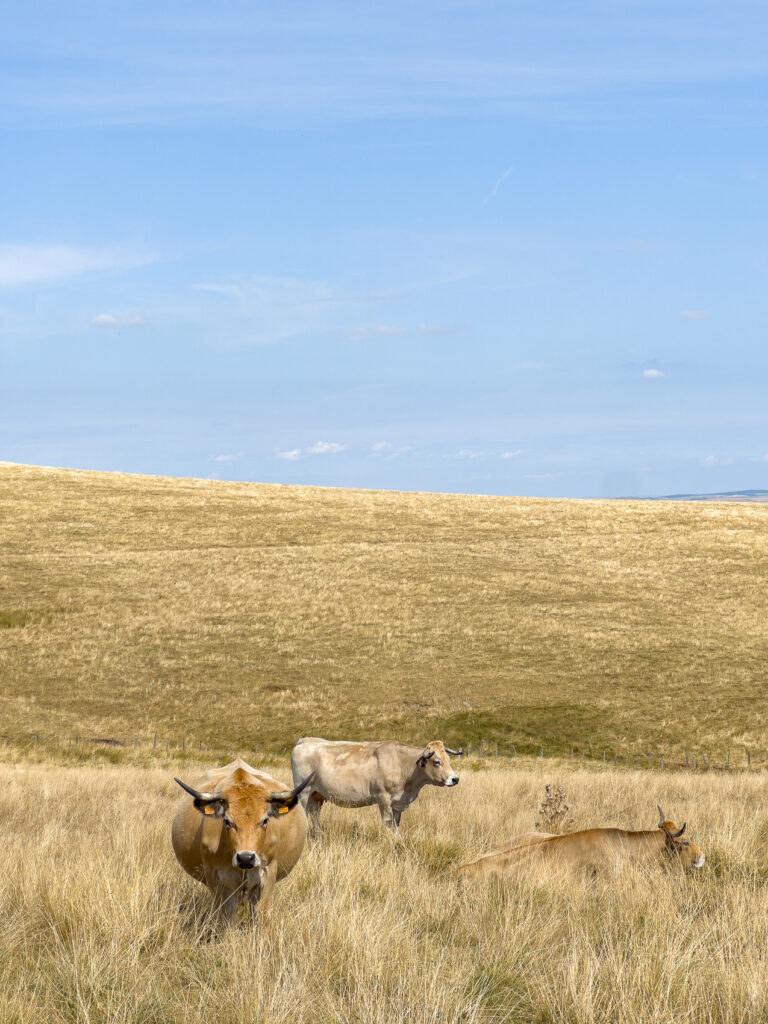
left=2, top=462, right=767, bottom=761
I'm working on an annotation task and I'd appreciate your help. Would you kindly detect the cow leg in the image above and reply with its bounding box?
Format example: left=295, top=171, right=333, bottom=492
left=306, top=791, right=325, bottom=836
left=393, top=809, right=402, bottom=830
left=249, top=864, right=277, bottom=917
left=212, top=885, right=240, bottom=924
left=376, top=794, right=399, bottom=834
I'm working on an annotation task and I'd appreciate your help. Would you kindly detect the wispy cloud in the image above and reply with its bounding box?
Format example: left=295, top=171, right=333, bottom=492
left=91, top=313, right=146, bottom=329
left=484, top=165, right=513, bottom=204
left=193, top=274, right=337, bottom=345
left=501, top=449, right=524, bottom=459
left=642, top=368, right=665, bottom=379
left=213, top=452, right=243, bottom=463
left=275, top=440, right=348, bottom=460
left=350, top=322, right=459, bottom=339
left=701, top=455, right=735, bottom=467
left=446, top=448, right=484, bottom=460
left=0, top=244, right=152, bottom=289
left=306, top=440, right=347, bottom=455
left=679, top=310, right=708, bottom=320
left=370, top=441, right=392, bottom=452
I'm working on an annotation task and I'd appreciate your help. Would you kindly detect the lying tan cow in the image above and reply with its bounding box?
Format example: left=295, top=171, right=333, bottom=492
left=290, top=737, right=461, bottom=833
left=171, top=758, right=314, bottom=919
left=456, top=806, right=705, bottom=879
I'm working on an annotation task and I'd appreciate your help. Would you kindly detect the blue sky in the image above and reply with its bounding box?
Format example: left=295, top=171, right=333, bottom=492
left=2, top=1, right=767, bottom=497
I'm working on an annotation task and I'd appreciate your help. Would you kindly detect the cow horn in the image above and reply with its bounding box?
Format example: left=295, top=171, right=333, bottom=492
left=670, top=822, right=686, bottom=838
left=268, top=772, right=316, bottom=804
left=657, top=805, right=666, bottom=827
left=445, top=748, right=464, bottom=757
left=174, top=777, right=219, bottom=802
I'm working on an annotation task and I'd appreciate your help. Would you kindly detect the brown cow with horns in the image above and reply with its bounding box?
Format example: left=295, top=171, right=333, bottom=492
left=456, top=806, right=705, bottom=879
left=171, top=758, right=315, bottom=919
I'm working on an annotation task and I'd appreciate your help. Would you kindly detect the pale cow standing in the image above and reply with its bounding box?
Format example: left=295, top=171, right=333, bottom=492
left=290, top=737, right=461, bottom=833
left=171, top=758, right=314, bottom=919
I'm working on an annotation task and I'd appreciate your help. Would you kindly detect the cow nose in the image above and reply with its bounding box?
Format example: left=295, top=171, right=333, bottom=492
left=447, top=775, right=459, bottom=786
left=235, top=851, right=257, bottom=870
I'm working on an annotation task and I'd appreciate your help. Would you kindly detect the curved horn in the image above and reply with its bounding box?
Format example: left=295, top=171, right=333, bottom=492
left=445, top=748, right=464, bottom=757
left=174, top=777, right=219, bottom=802
left=670, top=822, right=687, bottom=838
left=268, top=772, right=316, bottom=805
left=657, top=805, right=666, bottom=827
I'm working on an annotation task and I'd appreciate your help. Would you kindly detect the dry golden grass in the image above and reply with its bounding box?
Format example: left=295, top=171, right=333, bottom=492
left=2, top=750, right=767, bottom=1024
left=2, top=462, right=768, bottom=759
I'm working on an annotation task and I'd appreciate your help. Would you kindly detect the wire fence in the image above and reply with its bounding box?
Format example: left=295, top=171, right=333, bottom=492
left=6, top=733, right=762, bottom=772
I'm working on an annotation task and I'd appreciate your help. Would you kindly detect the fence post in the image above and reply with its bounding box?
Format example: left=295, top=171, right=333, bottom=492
left=635, top=755, right=640, bottom=767
left=727, top=751, right=730, bottom=770
left=747, top=749, right=752, bottom=767
left=660, top=754, right=664, bottom=769
left=494, top=743, right=498, bottom=758
left=685, top=753, right=689, bottom=768
left=571, top=748, right=574, bottom=759
left=602, top=750, right=606, bottom=762
left=539, top=746, right=544, bottom=758
left=581, top=751, right=585, bottom=762
left=692, top=756, right=696, bottom=770
left=166, top=738, right=170, bottom=751
left=153, top=734, right=157, bottom=749
left=511, top=746, right=517, bottom=758
left=182, top=739, right=185, bottom=753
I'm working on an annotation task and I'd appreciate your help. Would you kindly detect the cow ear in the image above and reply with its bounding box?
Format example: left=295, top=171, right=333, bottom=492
left=194, top=797, right=225, bottom=817
left=268, top=772, right=315, bottom=816
left=417, top=749, right=435, bottom=767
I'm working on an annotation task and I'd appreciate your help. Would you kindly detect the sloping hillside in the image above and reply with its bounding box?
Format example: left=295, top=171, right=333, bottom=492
left=2, top=462, right=767, bottom=759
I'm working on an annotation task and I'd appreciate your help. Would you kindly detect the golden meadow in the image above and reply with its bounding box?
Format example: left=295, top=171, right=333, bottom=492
left=3, top=462, right=768, bottom=1023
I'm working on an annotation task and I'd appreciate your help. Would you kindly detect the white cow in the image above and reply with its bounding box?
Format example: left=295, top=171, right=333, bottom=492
left=291, top=737, right=461, bottom=833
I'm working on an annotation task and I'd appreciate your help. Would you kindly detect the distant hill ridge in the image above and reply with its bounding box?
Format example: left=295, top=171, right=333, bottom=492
left=651, top=489, right=768, bottom=503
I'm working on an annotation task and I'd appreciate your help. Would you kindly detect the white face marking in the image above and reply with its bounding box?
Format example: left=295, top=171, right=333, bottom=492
left=693, top=854, right=705, bottom=869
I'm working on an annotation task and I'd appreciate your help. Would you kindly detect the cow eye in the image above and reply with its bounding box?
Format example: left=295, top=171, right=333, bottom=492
left=433, top=759, right=441, bottom=767
left=223, top=815, right=237, bottom=830
left=261, top=817, right=269, bottom=828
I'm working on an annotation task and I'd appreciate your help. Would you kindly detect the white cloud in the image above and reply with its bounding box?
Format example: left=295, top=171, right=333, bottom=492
left=447, top=448, right=483, bottom=460
left=501, top=449, right=523, bottom=459
left=350, top=324, right=409, bottom=338
left=214, top=452, right=243, bottom=463
left=275, top=449, right=302, bottom=461
left=306, top=441, right=347, bottom=455
left=701, top=455, right=735, bottom=467
left=642, top=368, right=665, bottom=379
left=483, top=165, right=513, bottom=204
left=192, top=274, right=337, bottom=345
left=0, top=244, right=152, bottom=289
left=371, top=441, right=392, bottom=453
left=91, top=313, right=146, bottom=328
left=679, top=310, right=708, bottom=320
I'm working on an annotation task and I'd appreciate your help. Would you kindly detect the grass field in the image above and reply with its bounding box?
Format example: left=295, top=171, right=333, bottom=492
left=2, top=750, right=767, bottom=1024
left=2, top=462, right=768, bottom=760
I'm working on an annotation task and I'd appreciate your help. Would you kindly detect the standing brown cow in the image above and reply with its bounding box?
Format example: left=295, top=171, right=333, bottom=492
left=171, top=758, right=314, bottom=919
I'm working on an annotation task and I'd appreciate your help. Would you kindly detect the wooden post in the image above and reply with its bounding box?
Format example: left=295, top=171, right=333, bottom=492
left=199, top=741, right=203, bottom=752
left=571, top=748, right=574, bottom=759
left=660, top=755, right=664, bottom=769
left=581, top=751, right=585, bottom=761
left=494, top=743, right=498, bottom=758
left=153, top=734, right=157, bottom=749
left=467, top=742, right=471, bottom=757
left=602, top=750, right=606, bottom=762
left=727, top=751, right=730, bottom=770
left=182, top=738, right=185, bottom=753
left=747, top=749, right=752, bottom=767
left=635, top=755, right=640, bottom=767
left=539, top=746, right=544, bottom=758
left=166, top=738, right=170, bottom=751
left=685, top=753, right=689, bottom=768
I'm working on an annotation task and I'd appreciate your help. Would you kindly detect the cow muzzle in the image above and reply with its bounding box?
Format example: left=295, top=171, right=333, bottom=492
left=692, top=854, right=705, bottom=870
left=445, top=775, right=459, bottom=787
left=233, top=850, right=260, bottom=871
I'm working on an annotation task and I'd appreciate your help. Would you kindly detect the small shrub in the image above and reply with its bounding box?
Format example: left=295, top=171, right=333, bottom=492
left=535, top=784, right=574, bottom=833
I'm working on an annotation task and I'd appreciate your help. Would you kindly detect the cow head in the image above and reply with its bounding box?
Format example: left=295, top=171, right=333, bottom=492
left=416, top=741, right=460, bottom=787
left=175, top=771, right=314, bottom=872
left=657, top=805, right=705, bottom=871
